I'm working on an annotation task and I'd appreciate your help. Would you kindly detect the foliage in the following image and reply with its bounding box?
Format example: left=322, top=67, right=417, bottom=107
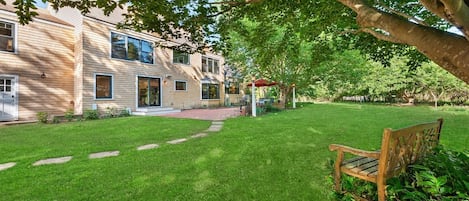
left=36, top=112, right=48, bottom=123
left=388, top=146, right=469, bottom=200
left=51, top=116, right=60, bottom=124
left=64, top=109, right=74, bottom=122
left=416, top=62, right=469, bottom=107
left=103, top=107, right=132, bottom=118
left=83, top=109, right=99, bottom=120
left=361, top=56, right=417, bottom=102
left=331, top=145, right=469, bottom=201
left=309, top=50, right=369, bottom=100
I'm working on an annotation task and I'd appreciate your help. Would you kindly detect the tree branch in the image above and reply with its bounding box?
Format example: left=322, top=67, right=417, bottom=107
left=362, top=28, right=406, bottom=44
left=420, top=0, right=469, bottom=40
left=376, top=0, right=429, bottom=26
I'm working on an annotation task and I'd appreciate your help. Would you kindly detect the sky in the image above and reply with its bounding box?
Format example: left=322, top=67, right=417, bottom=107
left=35, top=1, right=47, bottom=8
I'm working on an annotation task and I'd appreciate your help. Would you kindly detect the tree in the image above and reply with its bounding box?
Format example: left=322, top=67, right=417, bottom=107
left=361, top=56, right=416, bottom=102
left=309, top=50, right=369, bottom=101
left=222, top=17, right=327, bottom=107
left=5, top=0, right=469, bottom=83
left=416, top=61, right=469, bottom=107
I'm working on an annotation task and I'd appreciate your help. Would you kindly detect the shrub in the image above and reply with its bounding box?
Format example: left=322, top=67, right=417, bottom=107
left=331, top=145, right=469, bottom=200
left=64, top=109, right=75, bottom=122
left=264, top=104, right=281, bottom=113
left=36, top=112, right=48, bottom=124
left=119, top=108, right=131, bottom=117
left=52, top=116, right=60, bottom=124
left=83, top=109, right=99, bottom=120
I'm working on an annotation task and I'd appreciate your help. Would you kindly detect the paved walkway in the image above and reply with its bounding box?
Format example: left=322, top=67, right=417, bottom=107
left=0, top=116, right=230, bottom=172
left=161, top=107, right=241, bottom=121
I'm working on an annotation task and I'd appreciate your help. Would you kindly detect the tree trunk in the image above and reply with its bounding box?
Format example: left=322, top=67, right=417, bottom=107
left=430, top=91, right=438, bottom=108
left=337, top=0, right=469, bottom=84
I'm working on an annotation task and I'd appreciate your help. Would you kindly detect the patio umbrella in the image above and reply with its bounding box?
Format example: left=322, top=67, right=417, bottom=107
left=246, top=79, right=277, bottom=87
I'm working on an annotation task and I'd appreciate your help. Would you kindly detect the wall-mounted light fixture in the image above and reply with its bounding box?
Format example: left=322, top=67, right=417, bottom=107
left=40, top=72, right=46, bottom=79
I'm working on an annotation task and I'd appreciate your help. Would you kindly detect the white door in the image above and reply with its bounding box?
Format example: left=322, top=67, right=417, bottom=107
left=0, top=76, right=18, bottom=121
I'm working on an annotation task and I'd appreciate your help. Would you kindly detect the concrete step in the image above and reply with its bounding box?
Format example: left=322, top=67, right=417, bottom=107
left=132, top=107, right=181, bottom=116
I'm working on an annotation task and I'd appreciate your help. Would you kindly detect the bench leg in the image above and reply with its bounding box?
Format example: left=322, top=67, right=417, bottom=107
left=333, top=168, right=342, bottom=192
left=333, top=153, right=343, bottom=192
left=377, top=179, right=386, bottom=201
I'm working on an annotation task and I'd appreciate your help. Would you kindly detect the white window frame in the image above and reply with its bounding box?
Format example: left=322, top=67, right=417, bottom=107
left=201, top=81, right=220, bottom=100
left=173, top=50, right=190, bottom=65
left=174, top=80, right=187, bottom=91
left=109, top=31, right=155, bottom=64
left=201, top=56, right=220, bottom=74
left=0, top=20, right=18, bottom=54
left=94, top=73, right=114, bottom=100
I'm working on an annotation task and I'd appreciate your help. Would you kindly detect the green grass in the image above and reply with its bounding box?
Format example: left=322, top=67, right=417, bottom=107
left=0, top=103, right=468, bottom=200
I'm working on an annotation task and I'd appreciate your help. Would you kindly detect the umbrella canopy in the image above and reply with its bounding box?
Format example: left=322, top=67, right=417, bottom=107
left=247, top=79, right=277, bottom=87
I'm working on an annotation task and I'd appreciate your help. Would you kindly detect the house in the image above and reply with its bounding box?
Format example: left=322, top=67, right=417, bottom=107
left=0, top=2, right=241, bottom=122
left=0, top=3, right=75, bottom=121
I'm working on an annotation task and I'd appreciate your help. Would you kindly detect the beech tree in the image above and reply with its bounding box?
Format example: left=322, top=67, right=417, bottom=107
left=4, top=0, right=469, bottom=83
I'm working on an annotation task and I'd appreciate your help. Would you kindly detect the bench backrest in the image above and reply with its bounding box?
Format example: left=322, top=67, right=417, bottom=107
left=378, top=119, right=443, bottom=179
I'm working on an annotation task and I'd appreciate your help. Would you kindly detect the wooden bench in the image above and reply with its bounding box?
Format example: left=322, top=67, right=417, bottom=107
left=329, top=119, right=443, bottom=201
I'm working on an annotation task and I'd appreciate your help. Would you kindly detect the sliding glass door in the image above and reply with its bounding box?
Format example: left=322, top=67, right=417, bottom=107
left=138, top=77, right=161, bottom=107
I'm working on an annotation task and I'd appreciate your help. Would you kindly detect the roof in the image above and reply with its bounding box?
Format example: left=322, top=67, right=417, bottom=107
left=0, top=2, right=72, bottom=27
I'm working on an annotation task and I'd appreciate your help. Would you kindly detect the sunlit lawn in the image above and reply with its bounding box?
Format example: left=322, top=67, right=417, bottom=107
left=0, top=103, right=467, bottom=200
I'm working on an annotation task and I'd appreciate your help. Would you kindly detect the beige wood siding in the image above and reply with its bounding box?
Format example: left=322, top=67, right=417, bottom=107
left=0, top=15, right=74, bottom=120
left=80, top=19, right=226, bottom=112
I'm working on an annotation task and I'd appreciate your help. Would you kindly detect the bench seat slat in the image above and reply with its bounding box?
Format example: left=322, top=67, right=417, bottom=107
left=342, top=157, right=378, bottom=176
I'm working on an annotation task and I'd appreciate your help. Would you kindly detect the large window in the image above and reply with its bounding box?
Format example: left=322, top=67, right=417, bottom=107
left=173, top=50, right=190, bottom=65
left=175, top=81, right=187, bottom=91
left=0, top=21, right=15, bottom=52
left=95, top=74, right=113, bottom=99
left=201, top=56, right=220, bottom=74
left=225, top=82, right=240, bottom=94
left=202, top=83, right=219, bottom=100
left=111, top=32, right=153, bottom=64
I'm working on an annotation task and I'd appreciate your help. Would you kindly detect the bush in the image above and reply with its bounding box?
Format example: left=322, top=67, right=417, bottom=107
left=52, top=116, right=60, bottom=124
left=36, top=112, right=48, bottom=123
left=83, top=109, right=99, bottom=120
left=103, top=107, right=131, bottom=118
left=331, top=145, right=469, bottom=200
left=64, top=109, right=75, bottom=122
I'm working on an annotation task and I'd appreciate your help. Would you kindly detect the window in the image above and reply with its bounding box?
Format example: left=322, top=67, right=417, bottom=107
left=111, top=32, right=153, bottom=64
left=0, top=21, right=15, bottom=52
left=95, top=74, right=113, bottom=99
left=202, top=83, right=219, bottom=99
left=201, top=56, right=220, bottom=74
left=175, top=81, right=187, bottom=91
left=173, top=50, right=190, bottom=64
left=225, top=82, right=240, bottom=94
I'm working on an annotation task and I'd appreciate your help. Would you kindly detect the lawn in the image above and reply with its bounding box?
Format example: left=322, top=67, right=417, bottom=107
left=0, top=103, right=468, bottom=200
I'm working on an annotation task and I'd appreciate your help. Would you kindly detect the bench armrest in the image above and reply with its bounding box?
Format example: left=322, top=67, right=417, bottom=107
left=329, top=144, right=380, bottom=159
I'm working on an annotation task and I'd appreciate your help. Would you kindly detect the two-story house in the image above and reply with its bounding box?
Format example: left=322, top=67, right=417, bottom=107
left=1, top=2, right=237, bottom=122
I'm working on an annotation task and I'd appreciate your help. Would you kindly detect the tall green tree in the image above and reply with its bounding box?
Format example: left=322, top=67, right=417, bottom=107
left=416, top=62, right=469, bottom=107
left=222, top=17, right=327, bottom=107
left=5, top=0, right=469, bottom=83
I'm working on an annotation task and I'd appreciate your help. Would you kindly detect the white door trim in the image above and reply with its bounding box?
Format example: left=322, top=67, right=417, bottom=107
left=0, top=74, right=19, bottom=121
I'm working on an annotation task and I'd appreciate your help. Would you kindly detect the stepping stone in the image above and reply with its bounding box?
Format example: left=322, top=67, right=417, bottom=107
left=191, top=133, right=208, bottom=138
left=207, top=125, right=223, bottom=132
left=167, top=138, right=187, bottom=144
left=33, top=156, right=72, bottom=166
left=137, top=144, right=159, bottom=151
left=89, top=151, right=120, bottom=159
left=0, top=162, right=16, bottom=171
left=212, top=121, right=224, bottom=125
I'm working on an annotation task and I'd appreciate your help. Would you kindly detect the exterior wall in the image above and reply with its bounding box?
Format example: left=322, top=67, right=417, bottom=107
left=80, top=18, right=226, bottom=113
left=0, top=13, right=74, bottom=120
